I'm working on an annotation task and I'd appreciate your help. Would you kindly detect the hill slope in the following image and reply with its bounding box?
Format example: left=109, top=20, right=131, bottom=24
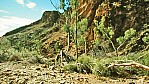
left=1, top=11, right=67, bottom=56
left=0, top=0, right=149, bottom=58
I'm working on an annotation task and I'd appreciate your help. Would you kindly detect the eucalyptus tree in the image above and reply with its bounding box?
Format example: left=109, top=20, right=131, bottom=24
left=51, top=0, right=81, bottom=59
left=60, top=0, right=71, bottom=51
left=60, top=0, right=79, bottom=59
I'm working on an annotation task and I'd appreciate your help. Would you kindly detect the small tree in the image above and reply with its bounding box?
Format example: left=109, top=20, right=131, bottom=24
left=62, top=24, right=70, bottom=51
left=116, top=28, right=136, bottom=52
left=142, top=24, right=149, bottom=44
left=94, top=17, right=117, bottom=56
left=142, top=34, right=149, bottom=44
left=54, top=41, right=61, bottom=52
left=68, top=0, right=79, bottom=60
left=77, top=18, right=88, bottom=54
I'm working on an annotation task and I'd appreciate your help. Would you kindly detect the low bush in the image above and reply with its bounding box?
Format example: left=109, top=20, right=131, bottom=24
left=0, top=53, right=9, bottom=63
left=63, top=61, right=77, bottom=72
left=9, top=55, right=22, bottom=61
left=63, top=55, right=95, bottom=73
left=92, top=59, right=111, bottom=76
left=77, top=55, right=95, bottom=73
left=63, top=51, right=149, bottom=77
left=0, top=48, right=22, bottom=62
left=28, top=55, right=45, bottom=64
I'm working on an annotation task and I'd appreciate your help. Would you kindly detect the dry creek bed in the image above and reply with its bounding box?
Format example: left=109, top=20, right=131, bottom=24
left=0, top=61, right=149, bottom=84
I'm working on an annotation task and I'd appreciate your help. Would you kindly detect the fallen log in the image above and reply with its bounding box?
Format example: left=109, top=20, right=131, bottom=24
left=108, top=62, right=149, bottom=71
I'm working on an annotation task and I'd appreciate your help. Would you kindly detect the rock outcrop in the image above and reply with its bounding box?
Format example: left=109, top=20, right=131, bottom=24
left=41, top=11, right=60, bottom=24
left=77, top=0, right=149, bottom=52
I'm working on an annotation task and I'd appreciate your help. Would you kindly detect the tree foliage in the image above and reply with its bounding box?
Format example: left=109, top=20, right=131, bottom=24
left=116, top=28, right=136, bottom=45
left=94, top=17, right=116, bottom=55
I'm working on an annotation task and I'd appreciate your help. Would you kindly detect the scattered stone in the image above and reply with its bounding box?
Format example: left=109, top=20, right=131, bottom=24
left=9, top=81, right=14, bottom=84
left=24, top=76, right=29, bottom=80
left=0, top=61, right=148, bottom=84
left=61, top=73, right=66, bottom=78
left=3, top=72, right=11, bottom=76
left=9, top=77, right=16, bottom=80
left=6, top=69, right=11, bottom=72
left=13, top=72, right=18, bottom=76
left=18, top=79, right=26, bottom=84
left=54, top=70, right=59, bottom=73
left=60, top=80, right=65, bottom=84
left=36, top=67, right=41, bottom=70
left=22, top=66, right=26, bottom=68
left=44, top=72, right=49, bottom=75
left=40, top=81, right=44, bottom=84
left=50, top=73, right=56, bottom=77
left=37, top=72, right=42, bottom=76
left=144, top=76, right=149, bottom=80
left=129, top=82, right=135, bottom=84
left=23, top=71, right=27, bottom=73
left=41, top=64, right=48, bottom=68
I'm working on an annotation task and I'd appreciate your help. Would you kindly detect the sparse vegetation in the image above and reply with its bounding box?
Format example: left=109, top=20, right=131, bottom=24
left=94, top=17, right=117, bottom=55
left=63, top=51, right=149, bottom=77
left=116, top=28, right=136, bottom=55
left=63, top=61, right=77, bottom=72
left=0, top=0, right=149, bottom=83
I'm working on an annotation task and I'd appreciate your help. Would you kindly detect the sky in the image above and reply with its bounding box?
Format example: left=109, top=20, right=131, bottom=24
left=0, top=0, right=60, bottom=36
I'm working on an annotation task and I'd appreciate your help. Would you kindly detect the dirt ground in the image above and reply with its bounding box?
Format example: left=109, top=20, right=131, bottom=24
left=0, top=61, right=149, bottom=84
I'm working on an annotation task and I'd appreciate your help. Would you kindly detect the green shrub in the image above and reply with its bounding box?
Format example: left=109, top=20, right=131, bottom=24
left=0, top=48, right=23, bottom=62
left=77, top=55, right=95, bottom=73
left=0, top=53, right=9, bottom=63
left=63, top=61, right=77, bottom=72
left=63, top=55, right=95, bottom=73
left=97, top=51, right=149, bottom=77
left=62, top=52, right=149, bottom=77
left=92, top=58, right=114, bottom=76
left=29, top=55, right=42, bottom=64
left=7, top=48, right=22, bottom=61
left=54, top=41, right=61, bottom=52
left=9, top=55, right=22, bottom=61
left=134, top=51, right=149, bottom=76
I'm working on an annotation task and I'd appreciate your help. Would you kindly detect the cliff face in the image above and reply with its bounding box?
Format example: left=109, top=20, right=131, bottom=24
left=78, top=0, right=149, bottom=33
left=77, top=0, right=149, bottom=52
left=77, top=0, right=102, bottom=27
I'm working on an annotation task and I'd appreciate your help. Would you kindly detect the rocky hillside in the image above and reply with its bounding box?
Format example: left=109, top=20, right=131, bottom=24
left=4, top=11, right=61, bottom=36
left=1, top=0, right=149, bottom=57
left=1, top=11, right=68, bottom=57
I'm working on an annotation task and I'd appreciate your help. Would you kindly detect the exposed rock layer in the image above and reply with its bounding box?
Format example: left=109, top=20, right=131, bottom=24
left=77, top=0, right=149, bottom=52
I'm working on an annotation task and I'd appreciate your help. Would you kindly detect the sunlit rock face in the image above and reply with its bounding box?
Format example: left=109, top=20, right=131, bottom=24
left=78, top=0, right=148, bottom=30
left=77, top=0, right=149, bottom=51
left=77, top=0, right=102, bottom=27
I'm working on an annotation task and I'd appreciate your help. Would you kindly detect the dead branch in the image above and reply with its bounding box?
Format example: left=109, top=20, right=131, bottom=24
left=49, top=0, right=59, bottom=11
left=108, top=62, right=149, bottom=71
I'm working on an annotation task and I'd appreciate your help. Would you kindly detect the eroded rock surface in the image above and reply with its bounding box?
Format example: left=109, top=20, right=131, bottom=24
left=77, top=0, right=149, bottom=52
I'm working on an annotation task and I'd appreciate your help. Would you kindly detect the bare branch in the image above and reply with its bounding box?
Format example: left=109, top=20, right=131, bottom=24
left=49, top=0, right=59, bottom=11
left=108, top=62, right=149, bottom=71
